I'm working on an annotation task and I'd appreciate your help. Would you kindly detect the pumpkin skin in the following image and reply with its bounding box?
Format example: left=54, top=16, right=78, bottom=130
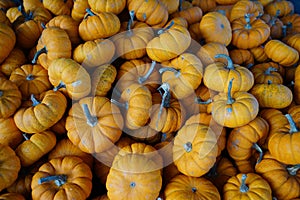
left=48, top=58, right=91, bottom=100
left=15, top=131, right=57, bottom=167
left=264, top=39, right=299, bottom=67
left=199, top=11, right=232, bottom=46
left=14, top=90, right=67, bottom=133
left=231, top=16, right=270, bottom=49
left=255, top=152, right=300, bottom=200
left=227, top=117, right=269, bottom=164
left=66, top=96, right=123, bottom=154
left=0, top=193, right=25, bottom=200
left=73, top=38, right=115, bottom=68
left=211, top=79, right=259, bottom=128
left=159, top=0, right=179, bottom=14
left=196, top=42, right=229, bottom=67
left=0, top=117, right=22, bottom=149
left=0, top=144, right=21, bottom=192
left=285, top=33, right=300, bottom=54
left=229, top=49, right=254, bottom=68
left=250, top=81, right=293, bottom=109
left=203, top=54, right=254, bottom=93
left=106, top=143, right=163, bottom=200
left=127, top=0, right=168, bottom=27
left=0, top=78, right=22, bottom=118
left=164, top=174, right=221, bottom=200
left=0, top=47, right=27, bottom=77
left=268, top=114, right=300, bottom=165
left=294, top=64, right=300, bottom=104
left=0, top=22, right=16, bottom=64
left=265, top=0, right=294, bottom=17
left=173, top=123, right=218, bottom=177
left=31, top=156, right=92, bottom=200
left=78, top=9, right=120, bottom=41
left=230, top=0, right=262, bottom=22
left=171, top=6, right=203, bottom=25
left=92, top=64, right=117, bottom=97
left=281, top=13, right=300, bottom=36
left=9, top=64, right=52, bottom=100
left=146, top=21, right=191, bottom=62
left=250, top=45, right=269, bottom=63
left=42, top=0, right=73, bottom=16
left=223, top=173, right=272, bottom=200
left=160, top=53, right=203, bottom=99
left=33, top=27, right=72, bottom=70
left=88, top=0, right=126, bottom=14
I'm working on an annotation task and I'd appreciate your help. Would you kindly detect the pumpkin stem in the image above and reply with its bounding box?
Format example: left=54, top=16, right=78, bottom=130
left=31, top=94, right=40, bottom=106
left=18, top=4, right=33, bottom=21
left=184, top=141, right=192, bottom=153
left=156, top=83, right=171, bottom=129
left=244, top=14, right=252, bottom=29
left=138, top=61, right=156, bottom=84
left=26, top=74, right=34, bottom=81
left=282, top=25, right=287, bottom=38
left=53, top=81, right=66, bottom=91
left=269, top=10, right=281, bottom=26
left=41, top=22, right=46, bottom=29
left=157, top=20, right=174, bottom=35
left=240, top=174, right=249, bottom=193
left=191, top=187, right=197, bottom=193
left=0, top=90, right=3, bottom=97
left=214, top=54, right=234, bottom=70
left=226, top=78, right=235, bottom=105
left=82, top=104, right=98, bottom=127
left=85, top=8, right=96, bottom=17
left=111, top=99, right=129, bottom=110
left=265, top=67, right=277, bottom=75
left=22, top=133, right=30, bottom=140
left=285, top=114, right=299, bottom=134
left=159, top=67, right=181, bottom=77
left=267, top=80, right=272, bottom=85
left=286, top=164, right=300, bottom=176
left=32, top=46, right=47, bottom=64
left=130, top=181, right=136, bottom=188
left=252, top=143, right=263, bottom=164
left=194, top=97, right=212, bottom=104
left=178, top=0, right=183, bottom=11
left=127, top=10, right=135, bottom=31
left=38, top=175, right=67, bottom=187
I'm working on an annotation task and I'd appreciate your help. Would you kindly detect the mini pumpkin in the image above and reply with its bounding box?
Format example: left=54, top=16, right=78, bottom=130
left=0, top=117, right=22, bottom=149
left=92, top=64, right=117, bottom=97
left=42, top=0, right=73, bottom=16
left=88, top=0, right=126, bottom=14
left=229, top=49, right=254, bottom=68
left=230, top=0, right=262, bottom=22
left=71, top=0, right=90, bottom=21
left=0, top=22, right=16, bottom=64
left=265, top=0, right=294, bottom=17
left=0, top=47, right=27, bottom=77
left=196, top=42, right=229, bottom=67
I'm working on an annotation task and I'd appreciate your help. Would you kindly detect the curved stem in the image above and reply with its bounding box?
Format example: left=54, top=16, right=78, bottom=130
left=194, top=97, right=212, bottom=104
left=85, top=8, right=96, bottom=17
left=287, top=164, right=300, bottom=176
left=138, top=61, right=156, bottom=84
left=159, top=67, right=180, bottom=77
left=130, top=181, right=136, bottom=188
left=81, top=104, right=98, bottom=127
left=127, top=10, right=135, bottom=31
left=240, top=174, right=249, bottom=193
left=244, top=14, right=252, bottom=29
left=285, top=114, right=299, bottom=134
left=214, top=54, right=234, bottom=70
left=32, top=46, right=47, bottom=64
left=38, top=175, right=67, bottom=187
left=157, top=20, right=174, bottom=35
left=26, top=74, right=34, bottom=81
left=18, top=4, right=33, bottom=21
left=252, top=143, right=263, bottom=164
left=53, top=81, right=66, bottom=91
left=184, top=142, right=192, bottom=153
left=226, top=78, right=235, bottom=105
left=264, top=67, right=277, bottom=75
left=111, top=99, right=128, bottom=110
left=31, top=94, right=40, bottom=106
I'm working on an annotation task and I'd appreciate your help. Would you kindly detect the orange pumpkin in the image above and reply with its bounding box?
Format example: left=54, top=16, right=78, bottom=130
left=88, top=0, right=126, bottom=14
left=0, top=22, right=16, bottom=64
left=196, top=42, right=229, bottom=67
left=0, top=47, right=27, bottom=77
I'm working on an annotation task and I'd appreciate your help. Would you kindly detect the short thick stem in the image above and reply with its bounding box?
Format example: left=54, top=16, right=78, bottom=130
left=240, top=174, right=249, bottom=193
left=32, top=46, right=47, bottom=64
left=31, top=94, right=40, bottom=106
left=285, top=114, right=299, bottom=134
left=85, top=8, right=96, bottom=18
left=226, top=78, right=235, bottom=105
left=265, top=67, right=277, bottom=75
left=178, top=0, right=183, bottom=11
left=191, top=187, right=197, bottom=193
left=0, top=90, right=3, bottom=97
left=18, top=4, right=33, bottom=21
left=214, top=54, right=234, bottom=70
left=138, top=61, right=156, bottom=84
left=26, top=74, right=34, bottom=81
left=38, top=175, right=67, bottom=187
left=82, top=104, right=98, bottom=127
left=156, top=83, right=171, bottom=129
left=287, top=164, right=300, bottom=176
left=252, top=143, right=263, bottom=164
left=184, top=142, right=192, bottom=153
left=244, top=14, right=252, bottom=29
left=53, top=81, right=66, bottom=91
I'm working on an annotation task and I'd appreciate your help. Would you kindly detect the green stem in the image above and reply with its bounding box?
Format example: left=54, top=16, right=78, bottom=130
left=18, top=4, right=33, bottom=21
left=282, top=25, right=287, bottom=38
left=178, top=0, right=183, bottom=11
left=53, top=81, right=66, bottom=91
left=26, top=74, right=34, bottom=81
left=31, top=94, right=40, bottom=106
left=252, top=143, right=263, bottom=164
left=127, top=10, right=135, bottom=31
left=264, top=67, right=277, bottom=75
left=157, top=20, right=174, bottom=35
left=38, top=175, right=67, bottom=187
left=85, top=8, right=96, bottom=18
left=138, top=61, right=156, bottom=84
left=240, top=174, right=249, bottom=193
left=110, top=99, right=128, bottom=110
left=159, top=67, right=181, bottom=77
left=214, top=54, right=234, bottom=70
left=184, top=142, right=192, bottom=153
left=226, top=78, right=235, bottom=105
left=194, top=97, right=212, bottom=104
left=286, top=164, right=300, bottom=176
left=285, top=114, right=299, bottom=134
left=81, top=104, right=98, bottom=127
left=244, top=14, right=252, bottom=29
left=32, top=46, right=47, bottom=64
left=156, top=83, right=171, bottom=129
left=0, top=90, right=3, bottom=97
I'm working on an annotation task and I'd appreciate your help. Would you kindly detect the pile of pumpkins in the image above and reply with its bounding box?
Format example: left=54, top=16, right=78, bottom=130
left=0, top=0, right=300, bottom=199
